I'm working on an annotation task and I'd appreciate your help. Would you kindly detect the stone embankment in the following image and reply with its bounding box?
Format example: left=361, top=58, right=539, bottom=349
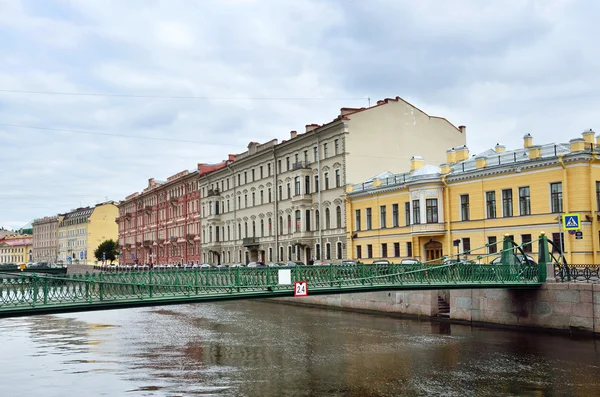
left=277, top=284, right=600, bottom=334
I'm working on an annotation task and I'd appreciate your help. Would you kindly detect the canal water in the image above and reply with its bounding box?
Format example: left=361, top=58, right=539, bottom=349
left=1, top=301, right=599, bottom=397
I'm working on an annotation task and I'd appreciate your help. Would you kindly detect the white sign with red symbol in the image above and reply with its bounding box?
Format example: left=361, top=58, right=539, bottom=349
left=294, top=281, right=308, bottom=297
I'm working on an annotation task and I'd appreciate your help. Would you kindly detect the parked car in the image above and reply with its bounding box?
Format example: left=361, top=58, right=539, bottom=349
left=313, top=261, right=332, bottom=266
left=229, top=263, right=244, bottom=268
left=199, top=263, right=212, bottom=269
left=285, top=261, right=305, bottom=267
left=266, top=262, right=281, bottom=267
left=341, top=260, right=357, bottom=266
left=247, top=261, right=265, bottom=268
left=400, top=259, right=420, bottom=265
left=373, top=260, right=390, bottom=265
left=490, top=255, right=537, bottom=265
left=215, top=264, right=228, bottom=270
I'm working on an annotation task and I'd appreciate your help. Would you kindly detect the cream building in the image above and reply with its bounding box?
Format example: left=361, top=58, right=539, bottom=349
left=32, top=215, right=62, bottom=263
left=58, top=202, right=118, bottom=265
left=199, top=97, right=466, bottom=264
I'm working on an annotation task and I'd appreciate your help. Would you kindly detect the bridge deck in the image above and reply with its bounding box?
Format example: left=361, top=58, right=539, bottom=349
left=0, top=262, right=542, bottom=318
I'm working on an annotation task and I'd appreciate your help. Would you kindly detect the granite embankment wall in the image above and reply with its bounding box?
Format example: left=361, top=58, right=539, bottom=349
left=277, top=284, right=600, bottom=334
left=451, top=283, right=600, bottom=334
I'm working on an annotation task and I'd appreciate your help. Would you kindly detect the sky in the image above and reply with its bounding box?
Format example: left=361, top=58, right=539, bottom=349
left=1, top=0, right=599, bottom=230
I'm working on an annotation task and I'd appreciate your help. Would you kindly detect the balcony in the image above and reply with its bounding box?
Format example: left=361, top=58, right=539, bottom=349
left=204, top=240, right=221, bottom=251
left=291, top=193, right=313, bottom=205
left=411, top=223, right=445, bottom=235
left=206, top=211, right=221, bottom=222
left=243, top=237, right=259, bottom=247
left=143, top=240, right=153, bottom=247
left=292, top=161, right=311, bottom=171
left=293, top=230, right=314, bottom=246
left=206, top=188, right=221, bottom=198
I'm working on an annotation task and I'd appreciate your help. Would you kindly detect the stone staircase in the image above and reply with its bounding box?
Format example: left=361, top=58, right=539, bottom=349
left=437, top=296, right=450, bottom=317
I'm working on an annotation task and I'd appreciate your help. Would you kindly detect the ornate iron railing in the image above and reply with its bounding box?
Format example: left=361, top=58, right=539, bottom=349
left=555, top=264, right=600, bottom=283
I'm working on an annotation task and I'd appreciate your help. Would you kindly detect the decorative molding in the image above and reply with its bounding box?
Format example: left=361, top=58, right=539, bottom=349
left=322, top=165, right=330, bottom=172
left=266, top=182, right=273, bottom=187
left=333, top=198, right=343, bottom=205
left=266, top=212, right=273, bottom=217
left=258, top=213, right=265, bottom=218
left=411, top=191, right=421, bottom=199
left=332, top=162, right=341, bottom=168
left=250, top=215, right=257, bottom=220
left=425, top=189, right=439, bottom=198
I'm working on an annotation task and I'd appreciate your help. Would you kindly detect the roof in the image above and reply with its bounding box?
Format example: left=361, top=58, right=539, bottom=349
left=63, top=208, right=93, bottom=219
left=412, top=164, right=442, bottom=176
left=0, top=237, right=32, bottom=246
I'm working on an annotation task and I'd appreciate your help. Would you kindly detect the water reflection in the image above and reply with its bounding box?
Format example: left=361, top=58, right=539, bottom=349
left=1, top=300, right=599, bottom=396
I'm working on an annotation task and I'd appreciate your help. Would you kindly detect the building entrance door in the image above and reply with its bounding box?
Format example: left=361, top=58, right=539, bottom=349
left=425, top=241, right=443, bottom=263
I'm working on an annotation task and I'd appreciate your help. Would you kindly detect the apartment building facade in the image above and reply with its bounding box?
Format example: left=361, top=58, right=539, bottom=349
left=58, top=202, right=118, bottom=265
left=117, top=96, right=465, bottom=265
left=346, top=130, right=600, bottom=264
left=0, top=235, right=33, bottom=264
left=32, top=215, right=61, bottom=263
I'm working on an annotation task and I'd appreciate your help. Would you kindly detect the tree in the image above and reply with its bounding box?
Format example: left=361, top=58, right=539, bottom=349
left=94, top=239, right=119, bottom=264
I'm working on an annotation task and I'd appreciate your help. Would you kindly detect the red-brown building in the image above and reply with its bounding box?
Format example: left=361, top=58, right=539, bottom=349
left=117, top=158, right=233, bottom=265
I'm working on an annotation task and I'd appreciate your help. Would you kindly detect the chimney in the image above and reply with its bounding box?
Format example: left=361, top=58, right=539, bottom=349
left=455, top=145, right=469, bottom=162
left=148, top=178, right=155, bottom=186
left=570, top=137, right=585, bottom=153
left=228, top=154, right=236, bottom=162
left=440, top=163, right=452, bottom=174
left=494, top=143, right=506, bottom=153
left=305, top=124, right=319, bottom=133
left=582, top=129, right=595, bottom=145
left=410, top=156, right=425, bottom=171
left=290, top=130, right=297, bottom=139
left=523, top=133, right=533, bottom=148
left=340, top=107, right=360, bottom=116
left=475, top=156, right=487, bottom=169
left=528, top=145, right=541, bottom=160
left=446, top=148, right=456, bottom=164
left=376, top=100, right=385, bottom=105
left=458, top=125, right=466, bottom=134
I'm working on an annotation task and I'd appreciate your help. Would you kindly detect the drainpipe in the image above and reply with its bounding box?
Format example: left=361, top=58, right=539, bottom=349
left=316, top=134, right=323, bottom=261
left=226, top=164, right=237, bottom=263
left=590, top=153, right=598, bottom=264
left=273, top=147, right=279, bottom=261
left=557, top=155, right=570, bottom=263
left=442, top=175, right=452, bottom=257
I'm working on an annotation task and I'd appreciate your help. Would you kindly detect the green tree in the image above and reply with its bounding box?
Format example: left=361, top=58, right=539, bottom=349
left=94, top=239, right=119, bottom=263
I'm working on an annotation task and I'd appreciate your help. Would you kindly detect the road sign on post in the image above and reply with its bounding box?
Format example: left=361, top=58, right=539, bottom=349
left=562, top=213, right=581, bottom=231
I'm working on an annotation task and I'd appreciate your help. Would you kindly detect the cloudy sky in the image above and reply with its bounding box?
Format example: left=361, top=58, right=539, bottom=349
left=1, top=0, right=598, bottom=230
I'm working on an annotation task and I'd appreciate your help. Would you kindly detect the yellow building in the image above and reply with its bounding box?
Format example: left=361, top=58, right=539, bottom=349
left=0, top=235, right=33, bottom=264
left=58, top=202, right=119, bottom=265
left=346, top=130, right=600, bottom=265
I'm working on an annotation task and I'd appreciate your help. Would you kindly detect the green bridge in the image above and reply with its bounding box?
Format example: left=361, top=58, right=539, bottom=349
left=0, top=234, right=561, bottom=318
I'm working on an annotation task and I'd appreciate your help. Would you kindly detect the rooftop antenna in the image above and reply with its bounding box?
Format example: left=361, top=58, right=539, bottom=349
left=368, top=97, right=371, bottom=107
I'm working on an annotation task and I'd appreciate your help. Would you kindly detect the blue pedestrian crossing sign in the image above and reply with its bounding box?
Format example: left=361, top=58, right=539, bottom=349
left=562, top=213, right=581, bottom=231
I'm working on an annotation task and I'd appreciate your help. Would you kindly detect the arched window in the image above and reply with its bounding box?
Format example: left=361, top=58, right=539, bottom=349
left=279, top=216, right=283, bottom=236
left=315, top=209, right=320, bottom=230
left=337, top=242, right=343, bottom=259
left=287, top=215, right=292, bottom=233
left=295, top=210, right=301, bottom=232
left=244, top=222, right=248, bottom=238
left=268, top=218, right=272, bottom=236
left=315, top=243, right=321, bottom=260
left=336, top=206, right=342, bottom=228
left=325, top=208, right=331, bottom=229
left=252, top=221, right=256, bottom=237
left=326, top=243, right=331, bottom=260
left=260, top=219, right=264, bottom=237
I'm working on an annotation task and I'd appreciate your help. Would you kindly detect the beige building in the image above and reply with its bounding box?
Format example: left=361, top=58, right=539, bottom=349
left=32, top=215, right=62, bottom=263
left=199, top=96, right=466, bottom=264
left=58, top=202, right=118, bottom=265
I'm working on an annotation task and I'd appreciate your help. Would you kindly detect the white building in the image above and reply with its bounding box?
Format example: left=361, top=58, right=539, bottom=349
left=198, top=96, right=466, bottom=264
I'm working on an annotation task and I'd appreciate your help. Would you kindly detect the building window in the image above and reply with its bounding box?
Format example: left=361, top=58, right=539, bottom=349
left=252, top=169, right=255, bottom=181
left=551, top=183, right=563, bottom=213
left=288, top=246, right=292, bottom=261
left=314, top=146, right=318, bottom=162
left=380, top=205, right=387, bottom=228
left=260, top=190, right=264, bottom=204
left=237, top=174, right=241, bottom=186
left=394, top=242, right=400, bottom=257
left=305, top=209, right=311, bottom=231
left=426, top=199, right=438, bottom=223
left=325, top=208, right=331, bottom=229
left=412, top=200, right=421, bottom=224
left=324, top=172, right=329, bottom=190
left=323, top=143, right=328, bottom=158
left=334, top=139, right=339, bottom=155
left=405, top=202, right=410, bottom=225
left=488, top=236, right=497, bottom=254
left=460, top=195, right=470, bottom=221
left=295, top=210, right=301, bottom=232
left=326, top=243, right=331, bottom=260
left=596, top=181, right=600, bottom=211
left=315, top=175, right=319, bottom=191
left=287, top=183, right=291, bottom=199
left=367, top=244, right=373, bottom=259
left=356, top=245, right=362, bottom=259
left=381, top=243, right=388, bottom=258
left=366, top=208, right=372, bottom=230
left=268, top=218, right=272, bottom=236
left=304, top=150, right=308, bottom=164
left=552, top=232, right=565, bottom=253
left=287, top=215, right=291, bottom=233
left=337, top=242, right=342, bottom=259
left=279, top=216, right=283, bottom=235
left=260, top=166, right=263, bottom=179
left=521, top=234, right=532, bottom=253
left=315, top=244, right=321, bottom=260
left=502, top=189, right=513, bottom=217
left=355, top=209, right=361, bottom=231
left=392, top=204, right=399, bottom=227
left=295, top=177, right=301, bottom=195
left=486, top=191, right=496, bottom=219
left=244, top=171, right=247, bottom=184
left=286, top=157, right=290, bottom=171
left=335, top=169, right=341, bottom=188
left=462, top=238, right=471, bottom=253
left=406, top=242, right=413, bottom=257
left=260, top=220, right=264, bottom=237
left=336, top=206, right=342, bottom=228
left=244, top=195, right=248, bottom=208
left=518, top=187, right=531, bottom=216
left=315, top=209, right=320, bottom=230
left=252, top=192, right=255, bottom=206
